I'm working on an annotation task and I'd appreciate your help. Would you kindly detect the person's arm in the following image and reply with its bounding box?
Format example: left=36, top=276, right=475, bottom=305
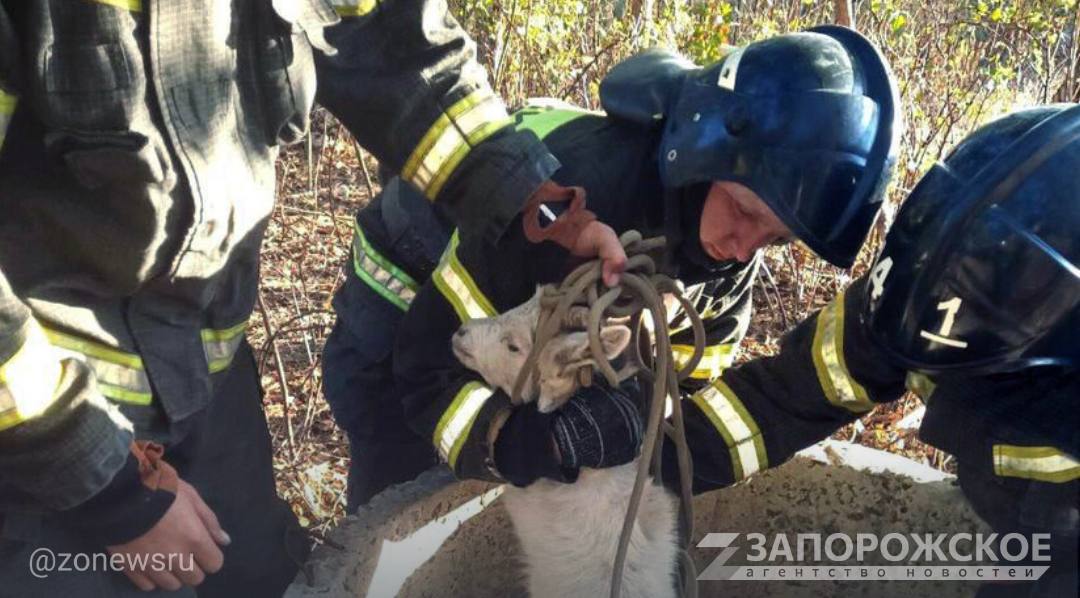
left=391, top=226, right=546, bottom=483
left=0, top=269, right=177, bottom=534
left=667, top=276, right=909, bottom=493
left=392, top=215, right=640, bottom=487
left=313, top=0, right=557, bottom=244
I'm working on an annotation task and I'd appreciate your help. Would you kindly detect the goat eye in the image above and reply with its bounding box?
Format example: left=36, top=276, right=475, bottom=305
left=507, top=343, right=520, bottom=353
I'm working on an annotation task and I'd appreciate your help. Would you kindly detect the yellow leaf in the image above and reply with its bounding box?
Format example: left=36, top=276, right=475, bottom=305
left=890, top=13, right=907, bottom=33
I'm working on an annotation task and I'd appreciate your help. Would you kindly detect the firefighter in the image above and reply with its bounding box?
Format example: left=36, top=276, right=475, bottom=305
left=322, top=26, right=901, bottom=506
left=0, top=1, right=621, bottom=595
left=670, top=104, right=1079, bottom=597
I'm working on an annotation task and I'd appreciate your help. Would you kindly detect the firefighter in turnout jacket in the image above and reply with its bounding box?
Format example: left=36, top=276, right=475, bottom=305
left=322, top=26, right=900, bottom=506
left=0, top=1, right=611, bottom=595
left=671, top=105, right=1079, bottom=597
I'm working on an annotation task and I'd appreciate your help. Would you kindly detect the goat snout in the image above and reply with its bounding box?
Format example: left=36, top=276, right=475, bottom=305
left=451, top=331, right=474, bottom=364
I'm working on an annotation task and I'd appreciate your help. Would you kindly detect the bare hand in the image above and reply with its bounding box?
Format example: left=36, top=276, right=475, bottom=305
left=107, top=479, right=230, bottom=592
left=570, top=220, right=627, bottom=287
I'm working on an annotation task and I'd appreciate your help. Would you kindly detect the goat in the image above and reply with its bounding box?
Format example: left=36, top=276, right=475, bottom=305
left=452, top=286, right=679, bottom=598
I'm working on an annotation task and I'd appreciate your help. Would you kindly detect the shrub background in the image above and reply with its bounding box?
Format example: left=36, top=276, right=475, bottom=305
left=251, top=0, right=1080, bottom=535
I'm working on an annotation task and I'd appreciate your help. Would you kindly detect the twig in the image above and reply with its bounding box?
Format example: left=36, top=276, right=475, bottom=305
left=352, top=140, right=377, bottom=204
left=835, top=0, right=854, bottom=29
left=493, top=0, right=520, bottom=89
left=758, top=259, right=790, bottom=330
left=258, top=290, right=298, bottom=464
left=257, top=319, right=334, bottom=372
left=558, top=36, right=625, bottom=99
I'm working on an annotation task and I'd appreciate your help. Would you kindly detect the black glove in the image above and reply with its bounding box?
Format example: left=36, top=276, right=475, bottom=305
left=551, top=381, right=643, bottom=471
left=493, top=380, right=644, bottom=487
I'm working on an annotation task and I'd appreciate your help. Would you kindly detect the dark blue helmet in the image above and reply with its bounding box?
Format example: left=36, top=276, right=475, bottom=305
left=864, top=105, right=1080, bottom=375
left=657, top=26, right=901, bottom=268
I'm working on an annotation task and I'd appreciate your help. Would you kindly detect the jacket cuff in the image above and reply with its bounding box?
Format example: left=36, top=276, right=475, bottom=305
left=439, top=130, right=560, bottom=244
left=493, top=403, right=575, bottom=487
left=58, top=451, right=176, bottom=547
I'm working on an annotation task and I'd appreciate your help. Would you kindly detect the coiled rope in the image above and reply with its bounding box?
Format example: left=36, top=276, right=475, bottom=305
left=509, top=231, right=705, bottom=598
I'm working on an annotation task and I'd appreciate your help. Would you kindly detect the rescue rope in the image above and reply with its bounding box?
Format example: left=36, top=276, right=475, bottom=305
left=509, top=231, right=705, bottom=598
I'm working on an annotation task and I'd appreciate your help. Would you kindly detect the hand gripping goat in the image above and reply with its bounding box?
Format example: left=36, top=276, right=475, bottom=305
left=452, top=232, right=705, bottom=598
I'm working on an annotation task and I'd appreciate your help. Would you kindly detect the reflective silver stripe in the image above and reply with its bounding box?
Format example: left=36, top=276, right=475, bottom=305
left=43, top=327, right=153, bottom=406
left=433, top=230, right=496, bottom=322
left=0, top=90, right=15, bottom=151
left=690, top=380, right=767, bottom=480
left=402, top=90, right=512, bottom=200
left=351, top=222, right=418, bottom=311
left=671, top=343, right=736, bottom=380
left=202, top=322, right=248, bottom=374
left=811, top=291, right=874, bottom=413
left=0, top=322, right=65, bottom=431
left=330, top=0, right=377, bottom=16
left=993, top=445, right=1080, bottom=483
left=434, top=381, right=494, bottom=468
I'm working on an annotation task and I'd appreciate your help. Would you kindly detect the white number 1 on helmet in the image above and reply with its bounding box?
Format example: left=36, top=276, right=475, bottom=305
left=920, top=297, right=969, bottom=349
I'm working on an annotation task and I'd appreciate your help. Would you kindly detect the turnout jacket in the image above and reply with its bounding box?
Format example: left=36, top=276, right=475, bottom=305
left=677, top=276, right=1079, bottom=500
left=0, top=0, right=557, bottom=529
left=365, top=105, right=760, bottom=483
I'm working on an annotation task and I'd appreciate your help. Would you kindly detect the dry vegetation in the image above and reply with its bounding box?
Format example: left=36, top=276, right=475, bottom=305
left=252, top=0, right=1080, bottom=535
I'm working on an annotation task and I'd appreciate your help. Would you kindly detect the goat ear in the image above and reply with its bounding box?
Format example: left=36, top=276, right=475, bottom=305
left=599, top=325, right=632, bottom=359
left=552, top=331, right=593, bottom=372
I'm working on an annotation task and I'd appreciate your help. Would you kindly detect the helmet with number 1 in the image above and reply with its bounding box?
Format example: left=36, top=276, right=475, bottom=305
left=657, top=26, right=901, bottom=268
left=864, top=105, right=1080, bottom=375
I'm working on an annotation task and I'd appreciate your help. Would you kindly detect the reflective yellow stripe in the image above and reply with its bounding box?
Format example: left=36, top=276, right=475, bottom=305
left=672, top=343, right=736, bottom=380
left=433, top=381, right=494, bottom=468
left=39, top=321, right=248, bottom=406
left=811, top=291, right=874, bottom=413
left=993, top=445, right=1080, bottom=483
left=43, top=328, right=144, bottom=370
left=905, top=371, right=936, bottom=401
left=0, top=322, right=65, bottom=431
left=433, top=230, right=496, bottom=322
left=351, top=222, right=418, bottom=311
left=402, top=90, right=512, bottom=200
left=43, top=328, right=152, bottom=406
left=201, top=321, right=248, bottom=374
left=90, top=0, right=142, bottom=11
left=330, top=0, right=378, bottom=16
left=0, top=89, right=16, bottom=151
left=690, top=380, right=768, bottom=480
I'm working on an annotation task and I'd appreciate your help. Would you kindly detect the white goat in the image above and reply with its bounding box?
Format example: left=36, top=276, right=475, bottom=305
left=452, top=286, right=679, bottom=598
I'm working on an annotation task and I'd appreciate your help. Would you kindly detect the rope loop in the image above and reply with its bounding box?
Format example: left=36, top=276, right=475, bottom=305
left=509, top=232, right=706, bottom=598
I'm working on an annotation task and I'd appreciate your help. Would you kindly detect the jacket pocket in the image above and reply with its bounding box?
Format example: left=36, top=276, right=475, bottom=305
left=43, top=130, right=172, bottom=191
left=379, top=177, right=454, bottom=278
left=42, top=40, right=141, bottom=131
